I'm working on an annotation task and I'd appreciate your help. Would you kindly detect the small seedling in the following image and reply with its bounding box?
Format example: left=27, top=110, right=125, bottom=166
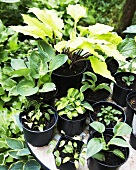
left=54, top=138, right=86, bottom=169
left=97, top=105, right=122, bottom=126
left=80, top=72, right=111, bottom=93
left=122, top=75, right=134, bottom=86
left=55, top=88, right=93, bottom=119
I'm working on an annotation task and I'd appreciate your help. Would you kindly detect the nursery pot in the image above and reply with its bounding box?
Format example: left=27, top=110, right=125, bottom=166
left=126, top=91, right=136, bottom=126
left=26, top=88, right=58, bottom=107
left=112, top=72, right=136, bottom=107
left=87, top=130, right=129, bottom=170
left=19, top=106, right=58, bottom=147
left=53, top=135, right=84, bottom=170
left=89, top=101, right=126, bottom=129
left=52, top=62, right=87, bottom=98
left=57, top=113, right=88, bottom=137
left=130, top=114, right=136, bottom=150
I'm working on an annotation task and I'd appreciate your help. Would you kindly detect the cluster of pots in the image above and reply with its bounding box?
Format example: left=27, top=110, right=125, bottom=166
left=19, top=58, right=136, bottom=170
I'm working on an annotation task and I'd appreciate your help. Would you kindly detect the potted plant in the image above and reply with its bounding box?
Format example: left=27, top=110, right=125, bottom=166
left=53, top=135, right=86, bottom=170
left=55, top=88, right=93, bottom=136
left=112, top=72, right=136, bottom=106
left=89, top=101, right=126, bottom=129
left=19, top=100, right=58, bottom=147
left=87, top=121, right=132, bottom=170
left=80, top=71, right=111, bottom=104
left=126, top=91, right=136, bottom=126
left=10, top=4, right=125, bottom=97
left=10, top=40, right=67, bottom=106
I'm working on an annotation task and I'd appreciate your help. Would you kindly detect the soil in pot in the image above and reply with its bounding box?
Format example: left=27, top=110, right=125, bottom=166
left=87, top=132, right=129, bottom=170
left=57, top=113, right=88, bottom=137
left=84, top=89, right=110, bottom=104
left=89, top=102, right=125, bottom=129
left=20, top=106, right=58, bottom=147
left=112, top=72, right=136, bottom=106
left=52, top=62, right=87, bottom=98
left=53, top=135, right=84, bottom=170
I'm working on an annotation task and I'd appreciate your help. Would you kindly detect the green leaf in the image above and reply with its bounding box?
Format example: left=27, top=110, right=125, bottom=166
left=9, top=68, right=30, bottom=78
left=123, top=25, right=136, bottom=33
left=38, top=40, right=55, bottom=61
left=0, top=87, right=4, bottom=95
left=0, top=165, right=8, bottom=170
left=59, top=140, right=65, bottom=147
left=67, top=4, right=86, bottom=22
left=49, top=54, right=68, bottom=71
left=8, top=151, right=23, bottom=159
left=23, top=160, right=41, bottom=170
left=0, top=153, right=4, bottom=164
left=84, top=71, right=97, bottom=82
left=11, top=59, right=27, bottom=70
left=113, top=122, right=132, bottom=137
left=16, top=148, right=30, bottom=156
left=89, top=57, right=115, bottom=82
left=63, top=157, right=70, bottom=163
left=0, top=0, right=20, bottom=3
left=112, top=149, right=125, bottom=159
left=86, top=138, right=103, bottom=159
left=74, top=160, right=79, bottom=169
left=8, top=33, right=18, bottom=51
left=95, top=83, right=111, bottom=93
left=9, top=161, right=24, bottom=170
left=92, top=152, right=105, bottom=161
left=109, top=137, right=129, bottom=147
left=55, top=156, right=61, bottom=166
left=89, top=122, right=105, bottom=133
left=82, top=101, right=93, bottom=111
left=39, top=82, right=56, bottom=93
left=17, top=79, right=38, bottom=96
left=6, top=138, right=24, bottom=150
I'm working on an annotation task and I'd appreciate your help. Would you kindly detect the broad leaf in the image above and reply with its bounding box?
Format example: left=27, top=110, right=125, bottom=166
left=9, top=161, right=24, bottom=170
left=16, top=148, right=30, bottom=156
left=63, top=157, right=70, bottom=163
left=0, top=0, right=20, bottom=2
left=92, top=152, right=105, bottom=161
left=89, top=57, right=115, bottom=81
left=24, top=160, right=41, bottom=170
left=39, top=82, right=56, bottom=92
left=49, top=54, right=68, bottom=71
left=0, top=165, right=8, bottom=170
left=112, top=149, right=125, bottom=159
left=0, top=153, right=4, bottom=164
left=9, top=68, right=30, bottom=78
left=86, top=138, right=103, bottom=159
left=109, top=137, right=129, bottom=147
left=67, top=4, right=86, bottom=22
left=123, top=25, right=136, bottom=33
left=17, top=79, right=38, bottom=96
left=95, top=83, right=111, bottom=93
left=82, top=101, right=93, bottom=111
left=113, top=122, right=132, bottom=137
left=89, top=122, right=105, bottom=133
left=6, top=138, right=24, bottom=150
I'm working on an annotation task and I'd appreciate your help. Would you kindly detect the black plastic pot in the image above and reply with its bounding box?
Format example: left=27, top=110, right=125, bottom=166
left=52, top=62, right=87, bottom=98
left=112, top=72, right=136, bottom=107
left=19, top=106, right=58, bottom=147
left=53, top=135, right=84, bottom=170
left=26, top=88, right=58, bottom=107
left=89, top=101, right=126, bottom=129
left=87, top=130, right=129, bottom=170
left=105, top=57, right=119, bottom=76
left=126, top=92, right=136, bottom=126
left=57, top=113, right=88, bottom=137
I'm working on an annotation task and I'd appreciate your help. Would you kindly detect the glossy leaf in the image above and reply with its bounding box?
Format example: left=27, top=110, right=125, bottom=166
left=112, top=149, right=125, bottom=159
left=90, top=121, right=105, bottom=133
left=16, top=148, right=30, bottom=156
left=87, top=138, right=103, bottom=159
left=23, top=160, right=41, bottom=170
left=6, top=138, right=24, bottom=150
left=113, top=122, right=132, bottom=137
left=92, top=152, right=105, bottom=161
left=0, top=165, right=8, bottom=170
left=109, top=137, right=129, bottom=147
left=9, top=161, right=24, bottom=170
left=0, top=153, right=4, bottom=164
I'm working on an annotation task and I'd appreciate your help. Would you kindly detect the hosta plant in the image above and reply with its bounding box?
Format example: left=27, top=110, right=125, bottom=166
left=53, top=136, right=86, bottom=169
left=97, top=105, right=123, bottom=126
left=10, top=4, right=125, bottom=81
left=10, top=40, right=67, bottom=96
left=87, top=122, right=132, bottom=161
left=80, top=71, right=111, bottom=93
left=55, top=88, right=93, bottom=119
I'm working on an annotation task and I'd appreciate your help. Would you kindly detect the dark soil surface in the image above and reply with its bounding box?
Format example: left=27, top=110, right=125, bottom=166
left=60, top=112, right=88, bottom=121
left=128, top=97, right=136, bottom=111
left=84, top=89, right=110, bottom=103
left=90, top=104, right=124, bottom=128
left=53, top=61, right=86, bottom=76
left=22, top=109, right=56, bottom=131
left=115, top=74, right=136, bottom=90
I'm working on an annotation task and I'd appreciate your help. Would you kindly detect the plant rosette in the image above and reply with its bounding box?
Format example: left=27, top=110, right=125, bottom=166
left=80, top=72, right=111, bottom=104
left=112, top=72, right=136, bottom=106
left=55, top=88, right=93, bottom=136
left=19, top=101, right=58, bottom=147
left=89, top=101, right=126, bottom=129
left=87, top=122, right=132, bottom=170
left=53, top=135, right=86, bottom=170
